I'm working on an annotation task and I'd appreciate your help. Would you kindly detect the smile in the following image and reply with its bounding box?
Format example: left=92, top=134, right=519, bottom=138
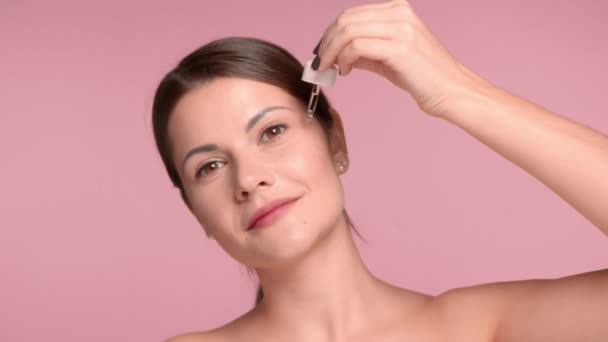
left=247, top=198, right=299, bottom=231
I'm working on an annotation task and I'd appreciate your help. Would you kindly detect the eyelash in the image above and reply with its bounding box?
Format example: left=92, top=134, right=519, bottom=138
left=195, top=123, right=289, bottom=179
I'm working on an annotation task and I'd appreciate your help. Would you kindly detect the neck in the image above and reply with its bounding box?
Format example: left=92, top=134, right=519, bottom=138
left=254, top=217, right=396, bottom=341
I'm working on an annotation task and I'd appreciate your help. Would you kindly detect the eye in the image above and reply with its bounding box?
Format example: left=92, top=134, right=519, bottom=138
left=195, top=160, right=225, bottom=179
left=260, top=123, right=288, bottom=142
left=194, top=124, right=288, bottom=180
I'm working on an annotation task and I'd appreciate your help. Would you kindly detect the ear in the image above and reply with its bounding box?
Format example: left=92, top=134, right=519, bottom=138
left=327, top=107, right=349, bottom=173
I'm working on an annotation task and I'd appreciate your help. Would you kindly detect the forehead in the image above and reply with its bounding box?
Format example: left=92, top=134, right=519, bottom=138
left=172, top=77, right=297, bottom=123
left=167, top=77, right=304, bottom=160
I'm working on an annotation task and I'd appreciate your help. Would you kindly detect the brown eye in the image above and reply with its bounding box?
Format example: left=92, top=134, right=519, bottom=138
left=261, top=124, right=287, bottom=142
left=196, top=160, right=225, bottom=178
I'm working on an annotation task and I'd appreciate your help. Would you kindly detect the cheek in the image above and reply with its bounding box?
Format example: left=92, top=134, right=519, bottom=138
left=282, top=127, right=333, bottom=175
left=284, top=130, right=344, bottom=219
left=184, top=182, right=233, bottom=236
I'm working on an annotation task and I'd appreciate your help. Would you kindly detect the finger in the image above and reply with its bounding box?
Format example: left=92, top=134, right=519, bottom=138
left=316, top=4, right=407, bottom=62
left=320, top=21, right=404, bottom=71
left=342, top=0, right=397, bottom=14
left=348, top=0, right=410, bottom=11
left=336, top=38, right=395, bottom=76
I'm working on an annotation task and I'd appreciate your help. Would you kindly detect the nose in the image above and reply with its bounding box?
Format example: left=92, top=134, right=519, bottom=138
left=233, top=152, right=276, bottom=201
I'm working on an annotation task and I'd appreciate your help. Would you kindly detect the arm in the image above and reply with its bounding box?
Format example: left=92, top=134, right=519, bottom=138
left=313, top=2, right=608, bottom=340
left=497, top=269, right=608, bottom=342
left=443, top=64, right=608, bottom=236
left=432, top=59, right=608, bottom=342
left=437, top=269, right=608, bottom=342
left=313, top=0, right=608, bottom=235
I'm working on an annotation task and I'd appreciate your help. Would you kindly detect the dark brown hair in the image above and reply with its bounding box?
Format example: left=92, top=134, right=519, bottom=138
left=152, top=37, right=361, bottom=306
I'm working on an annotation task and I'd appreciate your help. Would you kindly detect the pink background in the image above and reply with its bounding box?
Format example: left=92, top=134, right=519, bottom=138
left=1, top=0, right=607, bottom=340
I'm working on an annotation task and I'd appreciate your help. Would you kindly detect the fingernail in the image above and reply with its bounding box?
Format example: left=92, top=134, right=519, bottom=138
left=313, top=40, right=321, bottom=54
left=311, top=55, right=320, bottom=70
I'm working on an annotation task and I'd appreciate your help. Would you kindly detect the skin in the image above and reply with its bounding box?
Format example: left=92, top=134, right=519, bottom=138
left=166, top=1, right=608, bottom=341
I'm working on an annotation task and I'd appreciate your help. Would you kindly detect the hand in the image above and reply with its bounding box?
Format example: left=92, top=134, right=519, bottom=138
left=314, top=0, right=482, bottom=118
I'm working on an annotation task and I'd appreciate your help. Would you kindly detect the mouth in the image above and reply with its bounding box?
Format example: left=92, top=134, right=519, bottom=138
left=247, top=197, right=300, bottom=231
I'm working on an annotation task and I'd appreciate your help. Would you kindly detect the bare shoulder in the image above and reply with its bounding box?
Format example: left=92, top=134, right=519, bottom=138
left=164, top=330, right=228, bottom=342
left=164, top=307, right=260, bottom=342
left=163, top=331, right=209, bottom=342
left=432, top=270, right=608, bottom=341
left=429, top=278, right=545, bottom=340
left=164, top=321, right=250, bottom=342
left=435, top=277, right=542, bottom=308
left=163, top=321, right=237, bottom=342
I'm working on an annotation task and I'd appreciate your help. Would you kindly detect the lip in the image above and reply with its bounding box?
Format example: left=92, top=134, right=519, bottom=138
left=247, top=197, right=300, bottom=230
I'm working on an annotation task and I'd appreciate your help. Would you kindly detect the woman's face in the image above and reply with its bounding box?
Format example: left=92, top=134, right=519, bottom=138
left=168, top=77, right=348, bottom=268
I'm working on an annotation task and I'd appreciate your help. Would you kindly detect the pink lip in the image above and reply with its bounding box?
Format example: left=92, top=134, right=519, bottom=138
left=247, top=197, right=299, bottom=230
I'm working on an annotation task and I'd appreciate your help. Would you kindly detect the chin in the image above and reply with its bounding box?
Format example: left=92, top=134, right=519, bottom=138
left=241, top=218, right=330, bottom=269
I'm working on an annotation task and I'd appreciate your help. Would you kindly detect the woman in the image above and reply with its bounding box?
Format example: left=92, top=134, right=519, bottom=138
left=154, top=1, right=608, bottom=341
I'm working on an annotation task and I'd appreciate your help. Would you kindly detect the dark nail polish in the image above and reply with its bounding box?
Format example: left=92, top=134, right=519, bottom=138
left=311, top=55, right=320, bottom=70
left=313, top=40, right=321, bottom=54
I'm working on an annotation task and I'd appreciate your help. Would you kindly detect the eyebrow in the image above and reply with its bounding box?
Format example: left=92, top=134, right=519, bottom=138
left=181, top=105, right=293, bottom=171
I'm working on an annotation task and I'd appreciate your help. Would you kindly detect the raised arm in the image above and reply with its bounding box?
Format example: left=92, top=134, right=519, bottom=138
left=444, top=64, right=608, bottom=236
left=313, top=0, right=608, bottom=236
left=313, top=1, right=608, bottom=340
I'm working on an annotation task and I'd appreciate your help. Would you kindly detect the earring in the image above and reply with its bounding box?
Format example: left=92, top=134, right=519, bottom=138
left=206, top=232, right=214, bottom=240
left=337, top=160, right=348, bottom=172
